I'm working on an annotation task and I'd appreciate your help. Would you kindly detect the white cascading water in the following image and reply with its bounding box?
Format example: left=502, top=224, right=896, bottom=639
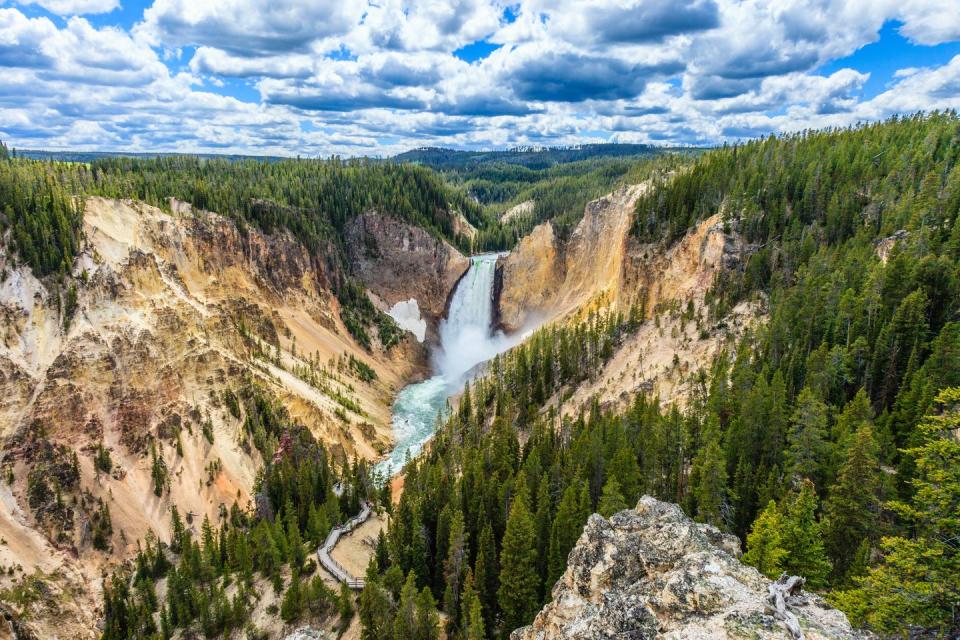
left=375, top=253, right=517, bottom=477
left=436, top=254, right=508, bottom=382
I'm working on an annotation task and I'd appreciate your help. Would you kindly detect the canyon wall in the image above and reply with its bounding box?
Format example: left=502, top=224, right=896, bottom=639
left=498, top=185, right=760, bottom=412
left=0, top=198, right=454, bottom=638
left=497, top=184, right=645, bottom=332
left=345, top=210, right=469, bottom=339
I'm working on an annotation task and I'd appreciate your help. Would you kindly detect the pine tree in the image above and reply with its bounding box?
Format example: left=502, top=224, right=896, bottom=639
left=160, top=603, right=172, bottom=640
left=375, top=528, right=391, bottom=571
left=831, top=389, right=874, bottom=451
left=742, top=500, right=787, bottom=578
left=394, top=572, right=418, bottom=640
left=498, top=483, right=540, bottom=634
left=834, top=388, right=960, bottom=634
left=464, top=590, right=487, bottom=640
left=285, top=502, right=305, bottom=568
left=280, top=569, right=303, bottom=622
left=150, top=442, right=167, bottom=497
left=201, top=515, right=217, bottom=576
left=94, top=442, right=113, bottom=475
left=443, top=509, right=469, bottom=618
left=415, top=586, right=440, bottom=640
left=533, top=475, right=552, bottom=599
left=474, top=522, right=498, bottom=633
left=547, top=480, right=588, bottom=586
left=606, top=445, right=641, bottom=503
left=871, top=289, right=930, bottom=408
left=170, top=505, right=187, bottom=554
left=689, top=435, right=728, bottom=528
left=460, top=568, right=478, bottom=629
left=409, top=507, right=431, bottom=590
left=781, top=480, right=831, bottom=588
left=359, top=562, right=393, bottom=640
left=785, top=387, right=829, bottom=487
left=339, top=582, right=355, bottom=630
left=598, top=476, right=627, bottom=517
left=822, top=425, right=883, bottom=583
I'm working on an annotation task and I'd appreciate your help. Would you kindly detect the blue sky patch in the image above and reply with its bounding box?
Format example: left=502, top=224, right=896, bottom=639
left=818, top=20, right=960, bottom=99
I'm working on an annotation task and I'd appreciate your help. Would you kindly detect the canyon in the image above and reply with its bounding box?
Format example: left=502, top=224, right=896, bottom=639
left=0, top=182, right=833, bottom=639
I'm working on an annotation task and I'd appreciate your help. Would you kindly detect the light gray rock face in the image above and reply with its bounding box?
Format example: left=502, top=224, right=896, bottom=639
left=512, top=496, right=869, bottom=640
left=282, top=628, right=329, bottom=640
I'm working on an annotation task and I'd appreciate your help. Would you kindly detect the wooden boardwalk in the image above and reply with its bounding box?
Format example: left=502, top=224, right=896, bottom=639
left=316, top=501, right=372, bottom=590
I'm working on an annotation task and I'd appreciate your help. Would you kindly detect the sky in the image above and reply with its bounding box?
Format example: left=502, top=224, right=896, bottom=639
left=1, top=0, right=959, bottom=156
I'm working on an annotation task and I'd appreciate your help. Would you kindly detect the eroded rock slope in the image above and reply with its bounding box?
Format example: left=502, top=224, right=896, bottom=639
left=0, top=197, right=449, bottom=637
left=498, top=184, right=761, bottom=412
left=345, top=210, right=469, bottom=340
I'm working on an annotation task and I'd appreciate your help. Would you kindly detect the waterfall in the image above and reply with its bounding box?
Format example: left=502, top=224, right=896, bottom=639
left=376, top=253, right=514, bottom=478
left=435, top=254, right=504, bottom=384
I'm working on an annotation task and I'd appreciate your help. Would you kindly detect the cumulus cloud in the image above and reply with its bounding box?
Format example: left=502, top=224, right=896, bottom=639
left=136, top=0, right=363, bottom=54
left=502, top=47, right=679, bottom=102
left=893, top=0, right=960, bottom=45
left=0, top=1, right=958, bottom=154
left=189, top=47, right=314, bottom=79
left=350, top=0, right=503, bottom=53
left=0, top=9, right=57, bottom=67
left=538, top=0, right=720, bottom=45
left=16, top=0, right=118, bottom=16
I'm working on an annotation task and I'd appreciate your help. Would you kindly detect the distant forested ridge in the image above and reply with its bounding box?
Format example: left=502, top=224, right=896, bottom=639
left=425, top=146, right=688, bottom=250
left=14, top=149, right=288, bottom=163
left=393, top=143, right=666, bottom=171
left=0, top=151, right=484, bottom=273
left=367, top=113, right=960, bottom=640
left=0, top=142, right=670, bottom=340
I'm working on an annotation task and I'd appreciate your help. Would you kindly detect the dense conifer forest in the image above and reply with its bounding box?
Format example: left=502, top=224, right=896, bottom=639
left=423, top=149, right=689, bottom=249
left=392, top=143, right=664, bottom=170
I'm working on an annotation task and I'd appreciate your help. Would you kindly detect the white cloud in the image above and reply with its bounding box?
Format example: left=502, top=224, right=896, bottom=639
left=190, top=47, right=315, bottom=78
left=136, top=0, right=364, bottom=54
left=0, top=1, right=958, bottom=155
left=894, top=0, right=960, bottom=45
left=16, top=0, right=118, bottom=16
left=347, top=0, right=503, bottom=53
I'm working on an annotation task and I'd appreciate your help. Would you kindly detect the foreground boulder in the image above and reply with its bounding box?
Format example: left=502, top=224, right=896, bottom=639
left=513, top=496, right=868, bottom=640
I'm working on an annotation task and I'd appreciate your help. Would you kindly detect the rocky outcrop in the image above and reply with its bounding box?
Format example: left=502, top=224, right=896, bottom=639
left=345, top=211, right=469, bottom=331
left=452, top=211, right=478, bottom=240
left=501, top=199, right=534, bottom=223
left=513, top=497, right=866, bottom=640
left=874, top=229, right=908, bottom=263
left=620, top=212, right=744, bottom=317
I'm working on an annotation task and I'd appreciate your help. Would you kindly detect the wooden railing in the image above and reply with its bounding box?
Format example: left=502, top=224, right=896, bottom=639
left=316, top=501, right=372, bottom=590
